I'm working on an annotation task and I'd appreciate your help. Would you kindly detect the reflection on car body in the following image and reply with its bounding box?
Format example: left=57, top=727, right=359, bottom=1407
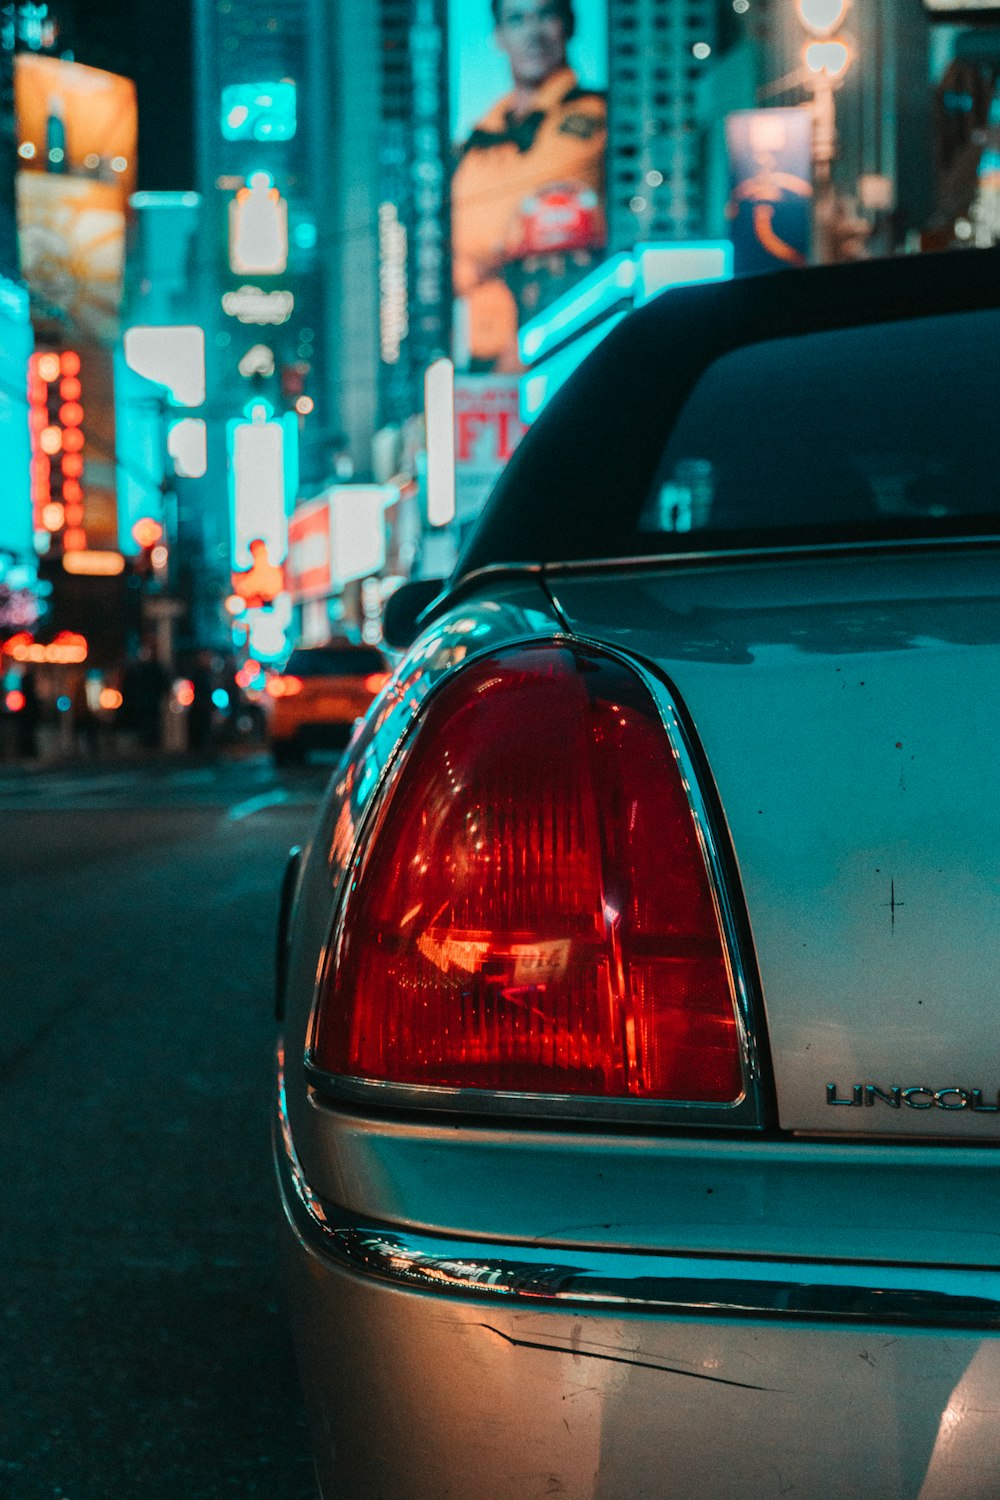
left=274, top=249, right=1000, bottom=1499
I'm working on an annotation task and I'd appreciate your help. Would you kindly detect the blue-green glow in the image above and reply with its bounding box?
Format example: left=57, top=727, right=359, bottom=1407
left=221, top=81, right=297, bottom=142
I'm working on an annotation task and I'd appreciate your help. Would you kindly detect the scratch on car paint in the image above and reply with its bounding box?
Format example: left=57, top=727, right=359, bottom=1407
left=883, top=878, right=904, bottom=932
left=529, top=1223, right=616, bottom=1243
left=479, top=1325, right=775, bottom=1390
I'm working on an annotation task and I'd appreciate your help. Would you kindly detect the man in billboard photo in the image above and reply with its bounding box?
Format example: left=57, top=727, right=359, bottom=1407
left=452, top=0, right=607, bottom=371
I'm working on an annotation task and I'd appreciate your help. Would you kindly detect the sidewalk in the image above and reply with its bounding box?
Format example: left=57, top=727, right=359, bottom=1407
left=0, top=734, right=265, bottom=778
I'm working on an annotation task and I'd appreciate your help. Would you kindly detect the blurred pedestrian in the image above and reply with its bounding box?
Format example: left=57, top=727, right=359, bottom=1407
left=72, top=673, right=100, bottom=759
left=122, top=643, right=169, bottom=750
left=16, top=667, right=39, bottom=758
left=187, top=650, right=214, bottom=755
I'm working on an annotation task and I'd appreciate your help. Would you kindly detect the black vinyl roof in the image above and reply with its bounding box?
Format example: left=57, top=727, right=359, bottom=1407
left=453, top=248, right=1000, bottom=583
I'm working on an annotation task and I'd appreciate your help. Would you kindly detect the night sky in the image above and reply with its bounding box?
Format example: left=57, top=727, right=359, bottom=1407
left=67, top=0, right=195, bottom=192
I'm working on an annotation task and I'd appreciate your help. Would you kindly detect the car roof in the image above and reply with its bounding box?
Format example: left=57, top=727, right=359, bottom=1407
left=453, top=247, right=1000, bottom=584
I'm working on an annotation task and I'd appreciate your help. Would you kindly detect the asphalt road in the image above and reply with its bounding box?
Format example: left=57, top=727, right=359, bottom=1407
left=1, top=754, right=332, bottom=1499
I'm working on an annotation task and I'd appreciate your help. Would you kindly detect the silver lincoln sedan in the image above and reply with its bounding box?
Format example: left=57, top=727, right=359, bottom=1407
left=274, top=247, right=1000, bottom=1499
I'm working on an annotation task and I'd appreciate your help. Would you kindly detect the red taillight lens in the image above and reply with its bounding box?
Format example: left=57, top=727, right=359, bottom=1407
left=313, top=643, right=742, bottom=1104
left=364, top=672, right=391, bottom=694
left=267, top=674, right=303, bottom=698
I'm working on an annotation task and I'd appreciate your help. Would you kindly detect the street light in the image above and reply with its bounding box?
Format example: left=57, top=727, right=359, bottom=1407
left=796, top=0, right=853, bottom=262
left=797, top=0, right=848, bottom=37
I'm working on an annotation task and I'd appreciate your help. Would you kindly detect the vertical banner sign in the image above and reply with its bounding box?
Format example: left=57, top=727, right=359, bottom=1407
left=453, top=375, right=524, bottom=524
left=14, top=54, right=137, bottom=339
left=409, top=0, right=450, bottom=379
left=0, top=276, right=32, bottom=576
left=286, top=497, right=333, bottom=603
left=725, top=109, right=813, bottom=275
left=449, top=0, right=608, bottom=373
left=377, top=120, right=413, bottom=424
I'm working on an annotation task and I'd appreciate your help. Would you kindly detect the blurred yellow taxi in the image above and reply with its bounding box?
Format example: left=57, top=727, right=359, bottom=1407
left=266, top=643, right=390, bottom=766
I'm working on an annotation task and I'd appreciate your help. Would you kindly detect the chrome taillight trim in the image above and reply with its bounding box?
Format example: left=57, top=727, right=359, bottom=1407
left=305, top=631, right=770, bottom=1130
left=275, top=1072, right=1000, bottom=1330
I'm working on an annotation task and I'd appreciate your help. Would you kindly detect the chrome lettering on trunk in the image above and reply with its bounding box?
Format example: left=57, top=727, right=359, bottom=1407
left=826, top=1083, right=863, bottom=1107
left=827, top=1084, right=1000, bottom=1112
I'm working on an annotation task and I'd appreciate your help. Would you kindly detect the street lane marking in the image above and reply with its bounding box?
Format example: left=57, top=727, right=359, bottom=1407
left=227, top=789, right=291, bottom=821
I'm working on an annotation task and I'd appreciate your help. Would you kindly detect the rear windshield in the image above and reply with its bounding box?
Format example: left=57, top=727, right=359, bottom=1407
left=637, top=310, right=1000, bottom=547
left=286, top=647, right=386, bottom=677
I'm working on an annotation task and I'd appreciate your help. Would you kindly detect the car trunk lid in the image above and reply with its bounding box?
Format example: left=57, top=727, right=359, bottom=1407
left=546, top=543, right=1000, bottom=1138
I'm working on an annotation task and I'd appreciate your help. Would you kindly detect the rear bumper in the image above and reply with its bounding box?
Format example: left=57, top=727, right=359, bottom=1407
left=276, top=1095, right=1000, bottom=1500
left=276, top=1076, right=1000, bottom=1331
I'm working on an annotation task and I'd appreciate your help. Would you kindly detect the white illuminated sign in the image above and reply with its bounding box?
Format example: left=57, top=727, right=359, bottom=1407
left=228, top=172, right=289, bottom=275
left=378, top=201, right=408, bottom=364
left=231, top=407, right=288, bottom=568
left=425, top=357, right=456, bottom=527
left=221, top=285, right=294, bottom=325
left=168, top=417, right=208, bottom=478
left=123, top=325, right=206, bottom=407
left=330, top=485, right=395, bottom=583
left=237, top=343, right=276, bottom=378
left=244, top=591, right=293, bottom=661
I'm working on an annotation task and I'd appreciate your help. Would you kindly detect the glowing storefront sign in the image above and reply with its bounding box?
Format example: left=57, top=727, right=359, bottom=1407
left=453, top=376, right=524, bottom=524
left=228, top=172, right=288, bottom=276
left=519, top=253, right=635, bottom=365
left=62, top=550, right=124, bottom=576
left=519, top=242, right=733, bottom=422
left=4, top=628, right=87, bottom=663
left=222, top=285, right=294, bottom=325
left=123, top=325, right=206, bottom=407
left=15, top=54, right=137, bottom=340
left=238, top=343, right=275, bottom=378
left=228, top=401, right=298, bottom=570
left=221, top=81, right=296, bottom=142
left=28, top=347, right=86, bottom=550
left=634, top=241, right=733, bottom=302
left=287, top=497, right=333, bottom=601
left=0, top=276, right=33, bottom=570
left=425, top=357, right=455, bottom=527
left=243, top=592, right=293, bottom=662
left=330, top=485, right=395, bottom=584
left=167, top=418, right=207, bottom=478
left=378, top=201, right=408, bottom=364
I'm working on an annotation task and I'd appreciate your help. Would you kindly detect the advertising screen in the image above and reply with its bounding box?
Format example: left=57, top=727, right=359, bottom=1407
left=15, top=54, right=137, bottom=341
left=449, top=0, right=608, bottom=373
left=0, top=277, right=33, bottom=571
left=725, top=109, right=812, bottom=275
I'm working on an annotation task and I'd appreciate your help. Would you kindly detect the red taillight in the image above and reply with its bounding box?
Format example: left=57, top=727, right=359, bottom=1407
left=364, top=672, right=390, bottom=694
left=312, top=644, right=742, bottom=1104
left=267, top=674, right=303, bottom=698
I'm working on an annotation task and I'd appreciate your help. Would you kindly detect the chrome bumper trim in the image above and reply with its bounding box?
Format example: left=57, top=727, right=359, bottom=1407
left=275, top=1067, right=1000, bottom=1330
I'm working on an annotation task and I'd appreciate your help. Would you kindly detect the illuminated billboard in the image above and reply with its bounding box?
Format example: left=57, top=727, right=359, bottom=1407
left=287, top=498, right=333, bottom=602
left=449, top=0, right=608, bottom=373
left=228, top=173, right=289, bottom=276
left=0, top=277, right=33, bottom=570
left=221, top=81, right=297, bottom=142
left=725, top=110, right=812, bottom=275
left=227, top=402, right=299, bottom=572
left=14, top=54, right=137, bottom=340
left=453, top=375, right=524, bottom=524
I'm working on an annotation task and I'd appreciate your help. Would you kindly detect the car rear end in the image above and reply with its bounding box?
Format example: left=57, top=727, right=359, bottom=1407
left=275, top=253, right=1000, bottom=1498
left=267, top=643, right=390, bottom=764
